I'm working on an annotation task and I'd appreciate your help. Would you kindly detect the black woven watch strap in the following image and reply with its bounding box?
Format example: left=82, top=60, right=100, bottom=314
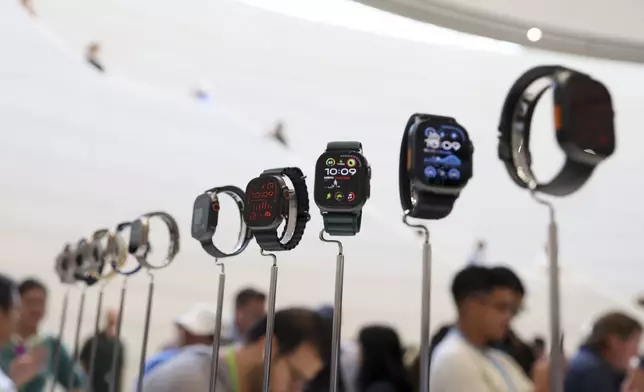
left=322, top=211, right=362, bottom=236
left=254, top=167, right=310, bottom=251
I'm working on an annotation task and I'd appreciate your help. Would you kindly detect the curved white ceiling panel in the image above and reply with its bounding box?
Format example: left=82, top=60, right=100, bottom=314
left=353, top=0, right=644, bottom=63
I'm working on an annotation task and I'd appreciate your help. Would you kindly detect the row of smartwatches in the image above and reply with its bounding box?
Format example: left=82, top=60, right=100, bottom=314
left=54, top=213, right=181, bottom=285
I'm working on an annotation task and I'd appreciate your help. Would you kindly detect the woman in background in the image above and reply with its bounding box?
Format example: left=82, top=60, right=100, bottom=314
left=358, top=326, right=412, bottom=392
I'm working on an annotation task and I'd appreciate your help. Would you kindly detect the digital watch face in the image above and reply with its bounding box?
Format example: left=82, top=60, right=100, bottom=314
left=314, top=152, right=367, bottom=210
left=559, top=75, right=615, bottom=159
left=191, top=193, right=217, bottom=240
left=244, top=176, right=282, bottom=229
left=413, top=121, right=472, bottom=189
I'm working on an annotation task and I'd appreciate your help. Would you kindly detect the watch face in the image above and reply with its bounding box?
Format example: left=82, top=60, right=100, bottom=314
left=128, top=220, right=143, bottom=254
left=558, top=74, right=615, bottom=159
left=412, top=121, right=472, bottom=189
left=191, top=193, right=218, bottom=240
left=314, top=152, right=368, bottom=210
left=244, top=176, right=282, bottom=229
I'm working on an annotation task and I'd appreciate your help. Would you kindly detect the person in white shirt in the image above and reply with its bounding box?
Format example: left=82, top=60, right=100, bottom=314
left=430, top=265, right=533, bottom=392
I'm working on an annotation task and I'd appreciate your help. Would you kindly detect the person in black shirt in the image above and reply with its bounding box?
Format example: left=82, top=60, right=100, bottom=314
left=79, top=309, right=125, bottom=392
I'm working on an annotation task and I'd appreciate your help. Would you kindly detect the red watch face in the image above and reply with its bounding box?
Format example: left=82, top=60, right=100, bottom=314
left=559, top=74, right=615, bottom=159
left=244, top=176, right=281, bottom=228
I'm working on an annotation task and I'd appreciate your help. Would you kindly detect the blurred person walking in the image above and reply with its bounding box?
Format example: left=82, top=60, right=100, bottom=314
left=357, top=325, right=412, bottom=392
left=142, top=307, right=331, bottom=392
left=79, top=309, right=125, bottom=392
left=140, top=303, right=216, bottom=380
left=0, top=274, right=48, bottom=392
left=429, top=266, right=532, bottom=391
left=224, top=287, right=266, bottom=346
left=0, top=278, right=85, bottom=392
left=565, top=311, right=642, bottom=392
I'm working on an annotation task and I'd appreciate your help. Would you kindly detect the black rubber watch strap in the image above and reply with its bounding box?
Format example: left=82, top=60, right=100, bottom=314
left=323, top=212, right=362, bottom=236
left=254, top=167, right=310, bottom=251
left=326, top=141, right=362, bottom=152
left=497, top=65, right=596, bottom=196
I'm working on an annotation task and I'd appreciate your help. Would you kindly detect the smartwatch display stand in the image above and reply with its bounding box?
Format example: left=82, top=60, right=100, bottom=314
left=50, top=258, right=73, bottom=392
left=87, top=280, right=107, bottom=390
left=319, top=229, right=345, bottom=392
left=208, top=260, right=226, bottom=392
left=530, top=190, right=564, bottom=392
left=402, top=213, right=431, bottom=392
left=261, top=249, right=279, bottom=392
left=110, top=275, right=129, bottom=392
left=67, top=282, right=88, bottom=389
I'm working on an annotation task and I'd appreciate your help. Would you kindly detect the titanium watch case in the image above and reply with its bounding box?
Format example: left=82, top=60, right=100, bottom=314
left=191, top=186, right=253, bottom=258
left=407, top=115, right=474, bottom=195
left=55, top=244, right=76, bottom=284
left=128, top=212, right=181, bottom=269
left=313, top=151, right=371, bottom=213
left=243, top=174, right=298, bottom=239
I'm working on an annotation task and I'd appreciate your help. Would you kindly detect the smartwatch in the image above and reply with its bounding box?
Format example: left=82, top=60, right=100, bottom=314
left=112, top=221, right=143, bottom=276
left=55, top=244, right=76, bottom=284
left=128, top=212, right=181, bottom=270
left=191, top=186, right=253, bottom=258
left=399, top=113, right=474, bottom=219
left=243, top=167, right=310, bottom=251
left=91, top=228, right=128, bottom=280
left=498, top=65, right=615, bottom=196
left=74, top=238, right=105, bottom=286
left=314, top=142, right=371, bottom=236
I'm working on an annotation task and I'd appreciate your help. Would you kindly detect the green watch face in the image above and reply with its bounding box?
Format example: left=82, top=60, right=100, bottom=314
left=314, top=151, right=368, bottom=210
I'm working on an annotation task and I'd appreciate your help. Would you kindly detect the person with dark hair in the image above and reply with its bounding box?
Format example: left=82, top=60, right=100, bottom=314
left=429, top=266, right=532, bottom=391
left=79, top=309, right=125, bottom=392
left=142, top=307, right=331, bottom=392
left=0, top=278, right=86, bottom=392
left=357, top=325, right=412, bottom=392
left=225, top=287, right=266, bottom=345
left=0, top=274, right=50, bottom=391
left=565, top=311, right=642, bottom=392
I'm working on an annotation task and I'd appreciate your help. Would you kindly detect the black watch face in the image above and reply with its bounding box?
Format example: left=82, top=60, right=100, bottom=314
left=244, top=176, right=282, bottom=229
left=191, top=193, right=218, bottom=240
left=128, top=220, right=143, bottom=254
left=412, top=121, right=472, bottom=189
left=558, top=74, right=615, bottom=159
left=314, top=152, right=368, bottom=209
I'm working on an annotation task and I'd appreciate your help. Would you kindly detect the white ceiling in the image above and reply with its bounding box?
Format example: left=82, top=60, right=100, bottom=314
left=353, top=0, right=644, bottom=63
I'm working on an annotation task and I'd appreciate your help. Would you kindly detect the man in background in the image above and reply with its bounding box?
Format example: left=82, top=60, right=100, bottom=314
left=142, top=307, right=331, bottom=392
left=430, top=266, right=532, bottom=391
left=223, top=287, right=266, bottom=345
left=0, top=278, right=86, bottom=392
left=79, top=309, right=124, bottom=392
left=141, top=303, right=216, bottom=379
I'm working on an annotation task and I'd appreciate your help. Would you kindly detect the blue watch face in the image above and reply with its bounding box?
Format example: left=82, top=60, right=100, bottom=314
left=413, top=121, right=472, bottom=188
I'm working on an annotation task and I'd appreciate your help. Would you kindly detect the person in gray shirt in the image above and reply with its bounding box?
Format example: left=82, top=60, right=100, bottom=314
left=142, top=307, right=331, bottom=392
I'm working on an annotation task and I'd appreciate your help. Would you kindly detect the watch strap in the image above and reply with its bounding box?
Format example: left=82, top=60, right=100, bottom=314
left=199, top=186, right=253, bottom=258
left=112, top=221, right=142, bottom=276
left=322, top=211, right=362, bottom=236
left=399, top=114, right=459, bottom=220
left=498, top=65, right=596, bottom=196
left=255, top=167, right=310, bottom=251
left=326, top=141, right=362, bottom=152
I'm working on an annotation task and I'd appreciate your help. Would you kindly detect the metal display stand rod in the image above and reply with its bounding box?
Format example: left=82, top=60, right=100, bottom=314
left=403, top=214, right=431, bottom=392
left=319, top=229, right=345, bottom=392
left=208, top=261, right=226, bottom=392
left=261, top=249, right=279, bottom=392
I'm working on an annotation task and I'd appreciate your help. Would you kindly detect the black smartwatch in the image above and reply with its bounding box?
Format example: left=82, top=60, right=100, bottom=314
left=74, top=238, right=105, bottom=286
left=399, top=113, right=474, bottom=220
left=498, top=65, right=615, bottom=196
left=314, top=142, right=371, bottom=236
left=55, top=244, right=76, bottom=284
left=243, top=167, right=310, bottom=251
left=129, top=212, right=181, bottom=270
left=191, top=186, right=253, bottom=258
